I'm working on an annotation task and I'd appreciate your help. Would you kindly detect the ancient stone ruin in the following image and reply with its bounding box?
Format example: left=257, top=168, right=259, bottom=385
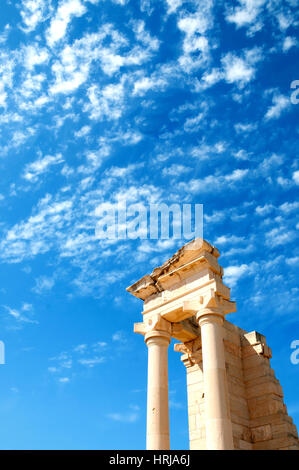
left=127, top=238, right=299, bottom=450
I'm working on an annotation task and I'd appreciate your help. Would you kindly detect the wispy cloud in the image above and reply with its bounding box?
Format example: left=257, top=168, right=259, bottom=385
left=224, top=263, right=255, bottom=287
left=265, top=93, right=291, bottom=120
left=2, top=304, right=38, bottom=325
left=32, top=276, right=55, bottom=294
left=23, top=153, right=64, bottom=183
left=107, top=405, right=140, bottom=423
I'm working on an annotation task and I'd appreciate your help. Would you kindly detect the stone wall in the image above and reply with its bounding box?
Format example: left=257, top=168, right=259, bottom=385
left=178, top=320, right=299, bottom=450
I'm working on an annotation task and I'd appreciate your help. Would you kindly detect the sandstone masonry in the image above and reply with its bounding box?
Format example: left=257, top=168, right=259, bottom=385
left=127, top=238, right=299, bottom=450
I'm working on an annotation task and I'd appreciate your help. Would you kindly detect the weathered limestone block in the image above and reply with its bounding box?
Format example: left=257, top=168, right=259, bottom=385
left=243, top=363, right=273, bottom=381
left=249, top=411, right=293, bottom=428
left=246, top=380, right=284, bottom=399
left=232, top=422, right=252, bottom=442
left=224, top=339, right=242, bottom=358
left=251, top=424, right=272, bottom=442
left=242, top=354, right=271, bottom=370
left=226, top=363, right=246, bottom=380
left=272, top=422, right=298, bottom=439
left=227, top=379, right=247, bottom=400
left=238, top=439, right=253, bottom=450
left=190, top=439, right=206, bottom=450
left=253, top=435, right=299, bottom=450
left=248, top=394, right=285, bottom=418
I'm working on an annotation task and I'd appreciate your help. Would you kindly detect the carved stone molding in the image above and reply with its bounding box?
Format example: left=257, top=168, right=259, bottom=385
left=174, top=337, right=202, bottom=367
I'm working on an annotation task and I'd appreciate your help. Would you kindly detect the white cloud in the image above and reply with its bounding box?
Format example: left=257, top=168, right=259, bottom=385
left=183, top=113, right=205, bottom=133
left=200, top=48, right=262, bottom=90
left=214, top=235, right=245, bottom=245
left=112, top=331, right=127, bottom=343
left=233, top=149, right=251, bottom=160
left=225, top=168, right=249, bottom=182
left=282, top=36, right=297, bottom=52
left=132, top=20, right=159, bottom=51
left=255, top=204, right=274, bottom=216
left=107, top=406, right=140, bottom=423
left=19, top=0, right=51, bottom=32
left=79, top=144, right=111, bottom=173
left=276, top=12, right=293, bottom=31
left=178, top=168, right=249, bottom=194
left=133, top=74, right=168, bottom=96
left=162, top=164, right=191, bottom=177
left=49, top=48, right=90, bottom=94
left=77, top=357, right=105, bottom=367
left=0, top=193, right=73, bottom=263
left=49, top=21, right=157, bottom=95
left=74, top=125, right=91, bottom=138
left=24, top=45, right=49, bottom=70
left=200, top=68, right=223, bottom=88
left=286, top=256, right=299, bottom=266
left=140, top=0, right=154, bottom=15
left=74, top=344, right=87, bottom=353
left=279, top=201, right=299, bottom=213
left=234, top=122, right=257, bottom=133
left=33, top=276, right=55, bottom=294
left=3, top=304, right=37, bottom=324
left=226, top=0, right=266, bottom=34
left=277, top=176, right=292, bottom=188
left=222, top=48, right=262, bottom=87
left=264, top=93, right=290, bottom=120
left=23, top=154, right=64, bottom=182
left=46, top=0, right=87, bottom=47
left=178, top=10, right=210, bottom=36
left=59, top=377, right=70, bottom=383
left=190, top=142, right=226, bottom=159
left=177, top=4, right=213, bottom=72
left=0, top=51, right=15, bottom=109
left=256, top=153, right=283, bottom=176
left=266, top=227, right=297, bottom=247
left=223, top=264, right=250, bottom=287
left=84, top=82, right=125, bottom=120
left=105, top=163, right=143, bottom=179
left=292, top=170, right=299, bottom=185
left=165, top=0, right=183, bottom=14
left=0, top=24, right=11, bottom=44
left=50, top=340, right=108, bottom=381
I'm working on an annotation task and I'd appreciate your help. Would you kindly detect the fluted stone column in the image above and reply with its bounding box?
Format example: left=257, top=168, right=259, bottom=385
left=197, top=310, right=234, bottom=450
left=145, top=329, right=171, bottom=450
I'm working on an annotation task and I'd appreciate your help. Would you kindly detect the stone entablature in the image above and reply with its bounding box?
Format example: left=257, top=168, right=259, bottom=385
left=127, top=238, right=299, bottom=450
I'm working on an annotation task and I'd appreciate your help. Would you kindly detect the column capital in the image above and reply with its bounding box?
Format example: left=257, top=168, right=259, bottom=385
left=134, top=314, right=172, bottom=344
left=196, top=310, right=225, bottom=327
left=183, top=288, right=236, bottom=323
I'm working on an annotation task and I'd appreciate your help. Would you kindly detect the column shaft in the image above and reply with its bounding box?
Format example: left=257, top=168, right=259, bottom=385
left=199, top=314, right=234, bottom=450
left=145, top=331, right=171, bottom=450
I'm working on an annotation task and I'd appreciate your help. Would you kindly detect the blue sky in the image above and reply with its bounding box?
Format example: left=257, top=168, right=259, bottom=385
left=0, top=0, right=298, bottom=450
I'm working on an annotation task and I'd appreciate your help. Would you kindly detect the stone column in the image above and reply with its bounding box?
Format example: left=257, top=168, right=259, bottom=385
left=196, top=309, right=234, bottom=450
left=134, top=316, right=172, bottom=450
left=145, top=328, right=171, bottom=450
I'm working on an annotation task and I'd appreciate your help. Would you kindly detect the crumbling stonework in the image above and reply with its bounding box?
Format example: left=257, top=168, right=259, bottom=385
left=127, top=238, right=299, bottom=450
left=176, top=322, right=299, bottom=450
